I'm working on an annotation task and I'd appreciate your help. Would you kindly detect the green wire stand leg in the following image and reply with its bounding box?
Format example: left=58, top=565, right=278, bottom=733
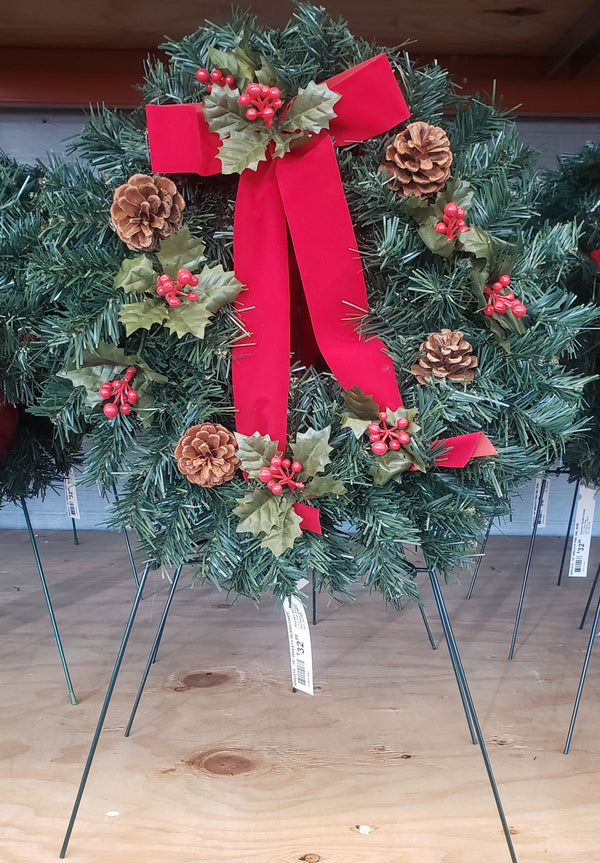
left=71, top=518, right=79, bottom=546
left=112, top=483, right=139, bottom=589
left=556, top=479, right=579, bottom=587
left=125, top=564, right=183, bottom=737
left=564, top=583, right=600, bottom=754
left=59, top=562, right=151, bottom=858
left=20, top=497, right=77, bottom=706
left=579, top=559, right=600, bottom=630
left=466, top=519, right=493, bottom=600
left=427, top=566, right=518, bottom=863
left=508, top=476, right=547, bottom=660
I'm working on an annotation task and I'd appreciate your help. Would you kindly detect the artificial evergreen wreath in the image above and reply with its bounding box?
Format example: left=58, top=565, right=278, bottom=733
left=27, top=4, right=597, bottom=601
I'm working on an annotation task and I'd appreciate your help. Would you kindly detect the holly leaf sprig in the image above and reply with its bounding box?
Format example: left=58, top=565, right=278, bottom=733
left=233, top=427, right=346, bottom=556
left=114, top=228, right=243, bottom=340
left=203, top=80, right=341, bottom=175
left=341, top=386, right=426, bottom=484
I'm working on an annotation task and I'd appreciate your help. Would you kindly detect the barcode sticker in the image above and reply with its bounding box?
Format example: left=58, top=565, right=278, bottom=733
left=283, top=595, right=313, bottom=695
left=568, top=484, right=597, bottom=578
left=64, top=468, right=80, bottom=519
left=531, top=478, right=550, bottom=529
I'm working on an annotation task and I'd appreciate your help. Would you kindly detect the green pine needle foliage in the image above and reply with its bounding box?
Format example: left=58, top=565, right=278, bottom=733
left=14, top=3, right=599, bottom=600
left=536, top=142, right=600, bottom=483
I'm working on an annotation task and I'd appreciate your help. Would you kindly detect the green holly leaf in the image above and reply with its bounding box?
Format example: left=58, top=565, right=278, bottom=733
left=234, top=431, right=279, bottom=478
left=458, top=225, right=494, bottom=259
left=113, top=256, right=156, bottom=294
left=164, top=302, right=213, bottom=339
left=418, top=223, right=457, bottom=256
left=164, top=264, right=241, bottom=338
left=59, top=364, right=121, bottom=406
left=119, top=299, right=167, bottom=336
left=234, top=487, right=302, bottom=556
left=218, top=130, right=271, bottom=174
left=341, top=414, right=372, bottom=438
left=369, top=449, right=414, bottom=485
left=203, top=84, right=249, bottom=140
left=385, top=407, right=421, bottom=437
left=156, top=227, right=206, bottom=276
left=259, top=503, right=303, bottom=556
left=342, top=386, right=380, bottom=420
left=255, top=54, right=282, bottom=89
left=302, top=473, right=346, bottom=500
left=291, top=426, right=332, bottom=479
left=280, top=81, right=341, bottom=135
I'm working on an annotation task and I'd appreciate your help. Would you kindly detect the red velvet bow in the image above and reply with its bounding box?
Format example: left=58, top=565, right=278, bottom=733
left=0, top=401, right=19, bottom=458
left=147, top=54, right=408, bottom=451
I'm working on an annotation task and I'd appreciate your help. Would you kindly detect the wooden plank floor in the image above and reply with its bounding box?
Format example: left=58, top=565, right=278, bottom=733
left=1, top=528, right=599, bottom=863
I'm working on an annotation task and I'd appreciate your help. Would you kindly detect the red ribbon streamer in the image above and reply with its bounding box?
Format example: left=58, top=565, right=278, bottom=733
left=591, top=248, right=600, bottom=270
left=0, top=402, right=19, bottom=458
left=432, top=432, right=497, bottom=468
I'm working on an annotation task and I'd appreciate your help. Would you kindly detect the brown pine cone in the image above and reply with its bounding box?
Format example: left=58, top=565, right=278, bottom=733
left=110, top=174, right=185, bottom=251
left=380, top=121, right=453, bottom=199
left=411, top=329, right=477, bottom=384
left=174, top=423, right=240, bottom=487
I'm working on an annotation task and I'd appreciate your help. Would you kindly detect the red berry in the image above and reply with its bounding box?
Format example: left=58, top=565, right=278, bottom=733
left=409, top=463, right=418, bottom=472
left=167, top=296, right=181, bottom=307
left=499, top=274, right=511, bottom=287
left=512, top=303, right=527, bottom=317
left=388, top=439, right=401, bottom=450
left=177, top=268, right=191, bottom=285
left=434, top=223, right=447, bottom=234
left=239, top=93, right=251, bottom=106
left=187, top=292, right=198, bottom=302
left=259, top=84, right=270, bottom=96
left=246, top=108, right=258, bottom=121
left=397, top=417, right=409, bottom=429
left=103, top=402, right=118, bottom=418
left=273, top=99, right=283, bottom=109
left=483, top=304, right=494, bottom=316
left=369, top=434, right=380, bottom=442
left=271, top=483, right=283, bottom=495
left=127, top=389, right=138, bottom=405
left=206, top=84, right=212, bottom=93
left=492, top=282, right=503, bottom=293
left=158, top=273, right=172, bottom=284
left=210, top=69, right=223, bottom=82
left=195, top=68, right=210, bottom=83
left=378, top=412, right=388, bottom=421
left=295, top=482, right=305, bottom=490
left=258, top=467, right=273, bottom=482
left=397, top=431, right=410, bottom=445
left=120, top=403, right=131, bottom=416
left=156, top=285, right=167, bottom=296
left=269, top=87, right=281, bottom=98
left=126, top=367, right=136, bottom=376
left=456, top=207, right=465, bottom=218
left=503, top=292, right=515, bottom=301
left=282, top=458, right=291, bottom=469
left=494, top=300, right=507, bottom=314
left=224, top=75, right=235, bottom=86
left=459, top=225, right=469, bottom=233
left=444, top=203, right=458, bottom=218
left=291, top=461, right=302, bottom=473
left=263, top=107, right=274, bottom=119
left=271, top=455, right=282, bottom=468
left=368, top=423, right=381, bottom=434
left=372, top=441, right=388, bottom=456
left=247, top=83, right=261, bottom=97
left=189, top=274, right=199, bottom=286
left=99, top=383, right=113, bottom=399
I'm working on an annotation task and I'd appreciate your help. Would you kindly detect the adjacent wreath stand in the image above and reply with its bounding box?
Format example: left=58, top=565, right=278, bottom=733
left=59, top=560, right=518, bottom=862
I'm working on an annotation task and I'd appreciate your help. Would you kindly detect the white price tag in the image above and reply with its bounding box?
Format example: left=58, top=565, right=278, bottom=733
left=568, top=484, right=597, bottom=578
left=64, top=468, right=80, bottom=519
left=531, top=478, right=550, bottom=529
left=283, top=595, right=313, bottom=695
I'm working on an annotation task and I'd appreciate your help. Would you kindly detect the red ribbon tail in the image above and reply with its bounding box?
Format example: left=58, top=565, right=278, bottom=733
left=433, top=432, right=497, bottom=468
left=294, top=502, right=322, bottom=534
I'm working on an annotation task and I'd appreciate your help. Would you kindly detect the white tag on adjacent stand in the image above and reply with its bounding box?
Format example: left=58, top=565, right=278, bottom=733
left=283, top=594, right=314, bottom=695
left=531, top=477, right=550, bottom=529
left=64, top=468, right=80, bottom=519
left=568, top=484, right=597, bottom=578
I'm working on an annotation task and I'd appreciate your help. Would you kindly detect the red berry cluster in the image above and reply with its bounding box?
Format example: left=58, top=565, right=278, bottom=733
left=156, top=269, right=199, bottom=307
left=258, top=456, right=305, bottom=495
left=195, top=67, right=236, bottom=93
left=238, top=84, right=283, bottom=128
left=99, top=366, right=138, bottom=418
left=434, top=202, right=469, bottom=241
left=483, top=275, right=526, bottom=318
left=368, top=412, right=411, bottom=455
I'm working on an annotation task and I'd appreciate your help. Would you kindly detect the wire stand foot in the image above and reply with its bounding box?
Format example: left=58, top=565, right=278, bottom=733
left=59, top=563, right=152, bottom=858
